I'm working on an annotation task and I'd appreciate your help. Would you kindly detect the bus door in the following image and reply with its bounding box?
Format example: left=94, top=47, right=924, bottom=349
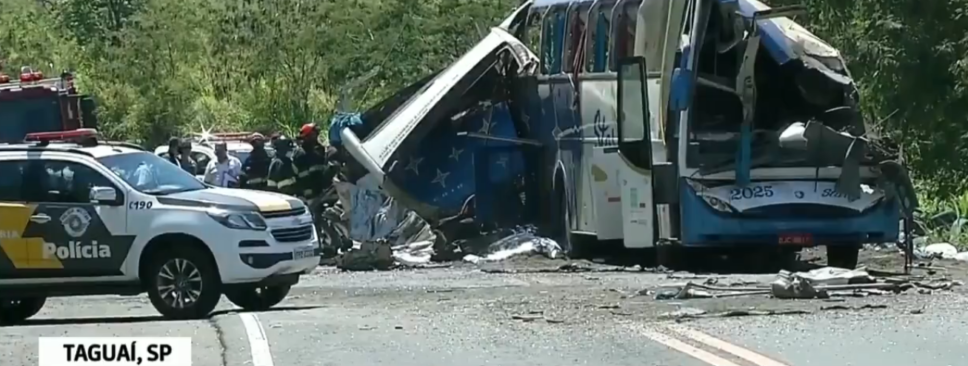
left=615, top=56, right=655, bottom=248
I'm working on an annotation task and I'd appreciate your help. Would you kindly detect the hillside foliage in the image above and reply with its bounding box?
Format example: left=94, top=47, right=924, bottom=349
left=1, top=0, right=966, bottom=198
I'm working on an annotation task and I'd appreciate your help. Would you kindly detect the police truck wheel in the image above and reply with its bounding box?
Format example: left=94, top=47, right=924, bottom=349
left=826, top=244, right=860, bottom=269
left=145, top=246, right=221, bottom=320
left=0, top=297, right=46, bottom=325
left=224, top=285, right=291, bottom=311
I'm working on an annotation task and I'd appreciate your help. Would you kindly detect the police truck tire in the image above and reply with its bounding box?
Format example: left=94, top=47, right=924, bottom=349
left=145, top=245, right=221, bottom=320
left=826, top=244, right=860, bottom=269
left=225, top=285, right=291, bottom=311
left=0, top=297, right=46, bottom=325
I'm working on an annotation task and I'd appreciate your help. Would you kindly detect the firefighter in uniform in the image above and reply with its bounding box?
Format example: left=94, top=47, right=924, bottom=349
left=293, top=123, right=333, bottom=200
left=266, top=135, right=300, bottom=196
left=239, top=133, right=271, bottom=190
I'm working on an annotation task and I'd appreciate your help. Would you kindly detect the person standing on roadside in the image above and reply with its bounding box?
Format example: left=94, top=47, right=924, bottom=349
left=266, top=135, right=300, bottom=196
left=240, top=133, right=271, bottom=190
left=166, top=137, right=181, bottom=166
left=177, top=138, right=198, bottom=175
left=166, top=137, right=196, bottom=174
left=204, top=142, right=243, bottom=188
left=293, top=123, right=333, bottom=200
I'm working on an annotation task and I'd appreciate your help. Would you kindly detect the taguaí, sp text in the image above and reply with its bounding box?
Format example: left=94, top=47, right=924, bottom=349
left=38, top=337, right=192, bottom=366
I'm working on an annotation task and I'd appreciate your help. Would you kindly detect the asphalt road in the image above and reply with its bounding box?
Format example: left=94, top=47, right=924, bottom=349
left=3, top=255, right=966, bottom=366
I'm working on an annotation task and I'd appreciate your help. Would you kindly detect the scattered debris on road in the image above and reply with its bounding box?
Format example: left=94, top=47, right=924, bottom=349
left=660, top=308, right=813, bottom=321
left=653, top=266, right=962, bottom=301
left=324, top=186, right=563, bottom=270
left=510, top=311, right=566, bottom=324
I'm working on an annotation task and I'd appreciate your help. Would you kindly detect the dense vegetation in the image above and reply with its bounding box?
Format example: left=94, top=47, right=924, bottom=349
left=1, top=0, right=966, bottom=200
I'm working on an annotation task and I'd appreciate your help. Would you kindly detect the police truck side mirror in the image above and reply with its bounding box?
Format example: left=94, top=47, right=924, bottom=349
left=90, top=186, right=119, bottom=204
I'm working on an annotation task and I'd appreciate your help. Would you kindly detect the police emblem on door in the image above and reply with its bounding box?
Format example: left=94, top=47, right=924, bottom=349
left=60, top=207, right=92, bottom=238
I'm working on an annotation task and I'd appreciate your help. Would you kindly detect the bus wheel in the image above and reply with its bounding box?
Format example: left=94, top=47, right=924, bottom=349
left=826, top=244, right=860, bottom=269
left=656, top=244, right=682, bottom=270
left=551, top=183, right=583, bottom=258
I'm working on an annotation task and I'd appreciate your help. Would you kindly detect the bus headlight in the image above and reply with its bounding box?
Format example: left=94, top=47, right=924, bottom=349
left=702, top=196, right=736, bottom=213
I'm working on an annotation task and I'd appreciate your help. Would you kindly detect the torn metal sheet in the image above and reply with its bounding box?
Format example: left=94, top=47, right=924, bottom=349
left=338, top=25, right=539, bottom=224
left=729, top=0, right=851, bottom=83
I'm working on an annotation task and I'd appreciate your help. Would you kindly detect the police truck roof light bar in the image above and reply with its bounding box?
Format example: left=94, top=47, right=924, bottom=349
left=211, top=132, right=254, bottom=140
left=25, top=129, right=100, bottom=146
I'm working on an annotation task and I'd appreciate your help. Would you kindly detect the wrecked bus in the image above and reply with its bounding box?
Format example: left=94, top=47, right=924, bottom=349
left=0, top=67, right=97, bottom=142
left=335, top=0, right=916, bottom=269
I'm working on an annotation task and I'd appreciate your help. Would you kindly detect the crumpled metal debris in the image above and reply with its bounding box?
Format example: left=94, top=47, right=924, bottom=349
left=480, top=262, right=646, bottom=274
left=660, top=307, right=812, bottom=321
left=462, top=228, right=562, bottom=264
left=337, top=240, right=393, bottom=271
left=653, top=266, right=961, bottom=300
left=328, top=180, right=563, bottom=270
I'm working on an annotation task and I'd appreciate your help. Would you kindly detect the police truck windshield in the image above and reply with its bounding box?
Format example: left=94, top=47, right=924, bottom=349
left=98, top=152, right=207, bottom=195
left=0, top=97, right=63, bottom=142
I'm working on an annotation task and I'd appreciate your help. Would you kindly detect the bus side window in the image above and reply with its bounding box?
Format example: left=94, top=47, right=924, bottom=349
left=539, top=9, right=558, bottom=74
left=609, top=1, right=639, bottom=72
left=525, top=12, right=543, bottom=57
left=551, top=7, right=568, bottom=73
left=562, top=5, right=589, bottom=73
left=586, top=3, right=614, bottom=73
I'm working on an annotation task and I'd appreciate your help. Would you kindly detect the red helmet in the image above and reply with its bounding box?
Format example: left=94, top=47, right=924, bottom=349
left=299, top=123, right=319, bottom=139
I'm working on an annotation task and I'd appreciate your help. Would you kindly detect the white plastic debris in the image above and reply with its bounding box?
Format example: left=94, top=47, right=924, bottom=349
left=785, top=266, right=873, bottom=286
left=923, top=243, right=958, bottom=259
left=954, top=252, right=968, bottom=262
left=462, top=232, right=561, bottom=264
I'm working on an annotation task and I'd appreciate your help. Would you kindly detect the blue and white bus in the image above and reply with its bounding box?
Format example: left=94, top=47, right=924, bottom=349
left=337, top=0, right=911, bottom=269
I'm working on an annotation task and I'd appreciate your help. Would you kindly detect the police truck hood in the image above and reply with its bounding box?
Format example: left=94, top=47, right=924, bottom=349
left=157, top=187, right=305, bottom=213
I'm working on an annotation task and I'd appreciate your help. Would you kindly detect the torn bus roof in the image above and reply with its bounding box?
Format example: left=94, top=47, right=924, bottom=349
left=356, top=28, right=535, bottom=173
left=731, top=0, right=852, bottom=84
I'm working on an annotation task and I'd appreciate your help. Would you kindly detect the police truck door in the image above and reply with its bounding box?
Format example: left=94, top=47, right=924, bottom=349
left=18, top=159, right=132, bottom=279
left=616, top=56, right=655, bottom=248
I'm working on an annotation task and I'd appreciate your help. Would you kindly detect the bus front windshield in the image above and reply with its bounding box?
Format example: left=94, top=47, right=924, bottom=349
left=98, top=152, right=207, bottom=195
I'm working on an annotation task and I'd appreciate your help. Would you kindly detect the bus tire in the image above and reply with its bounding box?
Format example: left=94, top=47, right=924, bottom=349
left=657, top=244, right=682, bottom=269
left=551, top=181, right=581, bottom=258
left=826, top=244, right=860, bottom=269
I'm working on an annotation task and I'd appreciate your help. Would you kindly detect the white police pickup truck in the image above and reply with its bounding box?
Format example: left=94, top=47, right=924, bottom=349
left=0, top=129, right=319, bottom=324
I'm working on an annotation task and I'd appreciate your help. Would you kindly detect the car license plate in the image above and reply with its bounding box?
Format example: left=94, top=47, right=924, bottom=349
left=293, top=247, right=316, bottom=259
left=779, top=233, right=813, bottom=246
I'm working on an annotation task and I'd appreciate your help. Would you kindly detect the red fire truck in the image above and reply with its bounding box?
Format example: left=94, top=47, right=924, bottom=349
left=0, top=66, right=97, bottom=142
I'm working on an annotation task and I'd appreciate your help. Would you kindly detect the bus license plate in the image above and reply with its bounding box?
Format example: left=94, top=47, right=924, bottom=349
left=779, top=233, right=812, bottom=246
left=293, top=247, right=316, bottom=259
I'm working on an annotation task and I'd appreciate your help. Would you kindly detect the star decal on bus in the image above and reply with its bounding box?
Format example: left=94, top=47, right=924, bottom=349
left=478, top=118, right=492, bottom=135
left=405, top=157, right=423, bottom=176
left=431, top=169, right=450, bottom=188
left=449, top=147, right=464, bottom=162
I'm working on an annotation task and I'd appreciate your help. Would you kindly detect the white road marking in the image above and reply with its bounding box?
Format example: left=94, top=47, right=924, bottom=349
left=626, top=324, right=745, bottom=366
left=667, top=325, right=791, bottom=366
left=239, top=312, right=275, bottom=366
